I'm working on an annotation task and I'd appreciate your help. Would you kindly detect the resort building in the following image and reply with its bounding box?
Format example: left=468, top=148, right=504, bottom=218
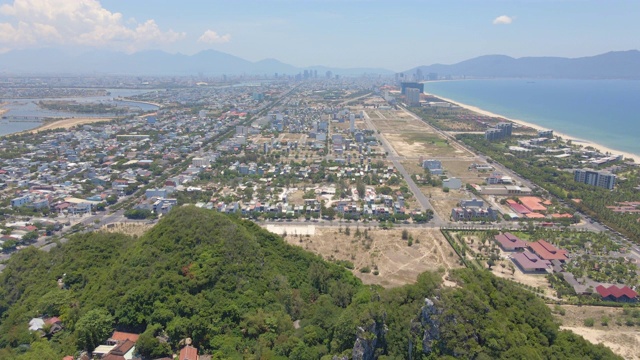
left=494, top=232, right=527, bottom=251
left=528, top=240, right=568, bottom=262
left=573, top=169, right=616, bottom=190
left=511, top=251, right=551, bottom=273
left=595, top=285, right=638, bottom=303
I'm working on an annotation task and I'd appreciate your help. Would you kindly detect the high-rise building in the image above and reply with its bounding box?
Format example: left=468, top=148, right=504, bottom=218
left=406, top=88, right=421, bottom=106
left=349, top=114, right=355, bottom=133
left=573, top=169, right=616, bottom=189
left=400, top=82, right=424, bottom=95
left=485, top=122, right=513, bottom=141
left=496, top=122, right=513, bottom=136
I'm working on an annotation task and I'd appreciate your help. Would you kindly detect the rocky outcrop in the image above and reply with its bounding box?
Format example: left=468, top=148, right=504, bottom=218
left=420, top=298, right=440, bottom=354
left=352, top=317, right=387, bottom=360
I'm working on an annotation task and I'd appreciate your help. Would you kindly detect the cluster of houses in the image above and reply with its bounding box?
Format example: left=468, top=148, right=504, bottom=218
left=451, top=198, right=498, bottom=222
left=206, top=187, right=425, bottom=220
left=494, top=232, right=638, bottom=302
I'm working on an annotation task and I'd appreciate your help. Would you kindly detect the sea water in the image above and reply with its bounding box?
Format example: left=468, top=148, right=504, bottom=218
left=0, top=89, right=159, bottom=137
left=423, top=79, right=640, bottom=156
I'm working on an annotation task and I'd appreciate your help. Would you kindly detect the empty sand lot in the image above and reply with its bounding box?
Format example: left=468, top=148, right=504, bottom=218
left=282, top=226, right=461, bottom=287
left=552, top=305, right=640, bottom=360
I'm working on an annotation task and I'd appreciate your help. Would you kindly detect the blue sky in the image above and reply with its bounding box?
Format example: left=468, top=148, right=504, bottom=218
left=1, top=0, right=639, bottom=71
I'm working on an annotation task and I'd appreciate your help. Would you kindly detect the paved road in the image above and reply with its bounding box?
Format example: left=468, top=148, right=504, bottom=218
left=362, top=110, right=444, bottom=224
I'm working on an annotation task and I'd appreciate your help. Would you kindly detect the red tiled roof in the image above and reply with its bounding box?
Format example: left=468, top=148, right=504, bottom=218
left=63, top=356, right=74, bottom=360
left=507, top=200, right=530, bottom=214
left=596, top=285, right=638, bottom=299
left=109, top=331, right=139, bottom=343
left=180, top=345, right=199, bottom=360
left=519, top=196, right=547, bottom=212
left=45, top=316, right=61, bottom=325
left=551, top=213, right=573, bottom=219
left=525, top=213, right=545, bottom=219
left=110, top=339, right=135, bottom=356
left=494, top=232, right=527, bottom=250
left=528, top=240, right=568, bottom=261
left=511, top=250, right=550, bottom=271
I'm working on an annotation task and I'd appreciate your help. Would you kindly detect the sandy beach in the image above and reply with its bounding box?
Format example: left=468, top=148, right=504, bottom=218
left=27, top=117, right=114, bottom=133
left=425, top=92, right=640, bottom=163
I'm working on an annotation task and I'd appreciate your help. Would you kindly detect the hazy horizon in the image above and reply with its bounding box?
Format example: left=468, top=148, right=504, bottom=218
left=1, top=0, right=640, bottom=72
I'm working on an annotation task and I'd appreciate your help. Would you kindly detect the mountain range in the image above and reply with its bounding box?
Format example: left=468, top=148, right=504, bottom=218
left=1, top=48, right=639, bottom=78
left=0, top=48, right=392, bottom=76
left=405, top=50, right=640, bottom=79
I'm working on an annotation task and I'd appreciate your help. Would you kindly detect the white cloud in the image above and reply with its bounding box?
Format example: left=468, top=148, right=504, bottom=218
left=0, top=0, right=185, bottom=51
left=198, top=29, right=231, bottom=44
left=493, top=15, right=514, bottom=25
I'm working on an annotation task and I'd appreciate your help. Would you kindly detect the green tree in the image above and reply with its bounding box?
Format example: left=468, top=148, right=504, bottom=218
left=75, top=308, right=114, bottom=352
left=136, top=324, right=172, bottom=359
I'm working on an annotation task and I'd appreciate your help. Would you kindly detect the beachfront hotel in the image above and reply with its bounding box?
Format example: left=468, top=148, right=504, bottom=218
left=573, top=169, right=616, bottom=190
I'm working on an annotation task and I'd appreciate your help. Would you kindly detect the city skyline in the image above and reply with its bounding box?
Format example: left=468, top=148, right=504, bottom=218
left=0, top=0, right=639, bottom=71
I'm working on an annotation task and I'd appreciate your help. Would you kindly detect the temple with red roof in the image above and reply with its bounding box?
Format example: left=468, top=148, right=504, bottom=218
left=494, top=232, right=527, bottom=251
left=527, top=240, right=568, bottom=262
left=596, top=285, right=638, bottom=303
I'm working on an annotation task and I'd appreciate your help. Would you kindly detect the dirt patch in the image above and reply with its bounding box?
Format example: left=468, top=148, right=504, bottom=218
left=284, top=226, right=462, bottom=287
left=100, top=222, right=154, bottom=237
left=265, top=224, right=316, bottom=236
left=553, top=305, right=640, bottom=360
left=29, top=117, right=114, bottom=133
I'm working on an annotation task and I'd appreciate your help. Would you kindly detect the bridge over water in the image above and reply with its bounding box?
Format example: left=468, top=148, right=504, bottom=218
left=1, top=115, right=45, bottom=122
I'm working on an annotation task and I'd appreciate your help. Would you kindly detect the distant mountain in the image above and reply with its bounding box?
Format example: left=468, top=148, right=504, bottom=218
left=0, top=48, right=394, bottom=76
left=405, top=50, right=640, bottom=79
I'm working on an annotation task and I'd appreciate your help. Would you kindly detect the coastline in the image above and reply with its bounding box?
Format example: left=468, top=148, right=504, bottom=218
left=117, top=97, right=163, bottom=108
left=424, top=92, right=640, bottom=163
left=23, top=117, right=114, bottom=134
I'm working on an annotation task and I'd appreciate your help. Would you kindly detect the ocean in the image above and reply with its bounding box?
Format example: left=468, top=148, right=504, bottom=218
left=423, top=79, right=640, bottom=156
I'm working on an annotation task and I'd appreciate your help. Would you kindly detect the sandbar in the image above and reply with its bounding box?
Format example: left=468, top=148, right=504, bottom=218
left=425, top=92, right=640, bottom=163
left=28, top=117, right=114, bottom=133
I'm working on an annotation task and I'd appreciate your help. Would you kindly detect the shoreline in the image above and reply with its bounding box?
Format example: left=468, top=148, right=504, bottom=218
left=424, top=92, right=640, bottom=163
left=117, top=97, right=162, bottom=108
left=22, top=117, right=115, bottom=135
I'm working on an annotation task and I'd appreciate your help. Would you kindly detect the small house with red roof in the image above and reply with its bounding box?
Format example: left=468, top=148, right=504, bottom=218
left=107, top=331, right=139, bottom=345
left=180, top=345, right=199, bottom=360
left=528, top=240, right=568, bottom=262
left=596, top=285, right=638, bottom=303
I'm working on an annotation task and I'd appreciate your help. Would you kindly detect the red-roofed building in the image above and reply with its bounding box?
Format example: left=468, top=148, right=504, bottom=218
left=528, top=240, right=568, bottom=262
left=511, top=251, right=551, bottom=273
left=506, top=199, right=530, bottom=215
left=524, top=213, right=546, bottom=219
left=596, top=285, right=638, bottom=303
left=519, top=196, right=547, bottom=212
left=103, top=339, right=136, bottom=360
left=494, top=232, right=527, bottom=251
left=180, top=345, right=199, bottom=360
left=107, top=331, right=139, bottom=345
left=63, top=356, right=74, bottom=360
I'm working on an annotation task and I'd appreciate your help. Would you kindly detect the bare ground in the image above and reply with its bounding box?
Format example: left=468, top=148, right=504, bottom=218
left=283, top=226, right=462, bottom=287
left=99, top=222, right=155, bottom=237
left=552, top=305, right=640, bottom=360
left=29, top=117, right=115, bottom=133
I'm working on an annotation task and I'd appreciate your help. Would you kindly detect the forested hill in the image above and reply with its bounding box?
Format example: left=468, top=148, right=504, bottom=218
left=0, top=207, right=621, bottom=359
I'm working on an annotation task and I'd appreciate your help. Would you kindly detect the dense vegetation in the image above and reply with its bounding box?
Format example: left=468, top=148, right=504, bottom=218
left=0, top=207, right=621, bottom=359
